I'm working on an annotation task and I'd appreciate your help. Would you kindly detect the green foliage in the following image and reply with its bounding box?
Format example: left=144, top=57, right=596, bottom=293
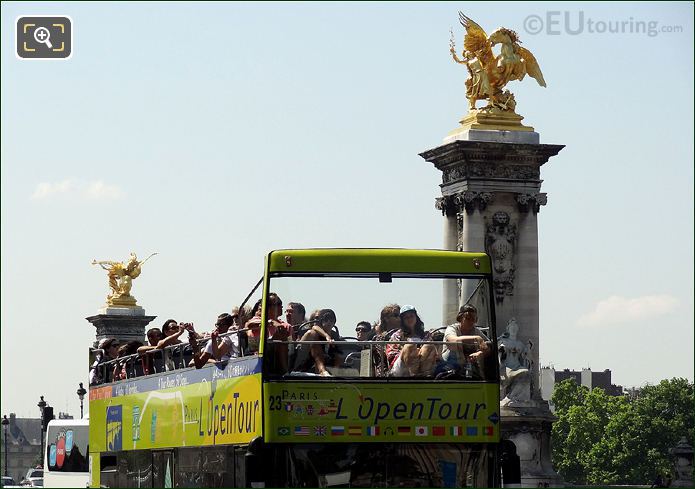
left=551, top=377, right=694, bottom=485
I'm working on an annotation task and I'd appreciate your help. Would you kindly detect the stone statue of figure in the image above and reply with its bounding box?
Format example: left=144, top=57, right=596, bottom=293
left=450, top=12, right=546, bottom=113
left=498, top=318, right=531, bottom=406
left=92, top=252, right=156, bottom=306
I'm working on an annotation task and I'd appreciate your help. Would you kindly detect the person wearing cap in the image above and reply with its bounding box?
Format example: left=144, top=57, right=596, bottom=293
left=442, top=304, right=490, bottom=374
left=386, top=305, right=439, bottom=377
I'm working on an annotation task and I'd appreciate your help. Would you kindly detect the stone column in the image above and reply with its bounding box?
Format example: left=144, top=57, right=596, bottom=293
left=438, top=197, right=461, bottom=324
left=514, top=194, right=544, bottom=385
left=459, top=192, right=490, bottom=305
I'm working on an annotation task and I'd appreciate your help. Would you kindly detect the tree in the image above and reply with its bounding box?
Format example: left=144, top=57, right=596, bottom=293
left=551, top=377, right=695, bottom=485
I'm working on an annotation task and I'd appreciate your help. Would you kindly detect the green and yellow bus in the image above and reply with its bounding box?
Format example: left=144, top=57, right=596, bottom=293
left=89, top=249, right=501, bottom=487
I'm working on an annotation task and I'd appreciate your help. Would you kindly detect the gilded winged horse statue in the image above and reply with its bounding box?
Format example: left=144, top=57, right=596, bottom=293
left=450, top=12, right=546, bottom=113
left=92, top=252, right=157, bottom=306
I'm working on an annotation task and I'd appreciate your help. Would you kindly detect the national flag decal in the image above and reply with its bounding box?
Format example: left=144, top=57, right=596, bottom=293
left=294, top=426, right=310, bottom=436
left=432, top=426, right=446, bottom=436
left=397, top=426, right=411, bottom=435
left=451, top=426, right=462, bottom=436
left=331, top=426, right=345, bottom=436
left=466, top=426, right=478, bottom=436
left=277, top=426, right=290, bottom=436
left=348, top=426, right=362, bottom=436
left=314, top=426, right=327, bottom=437
left=484, top=426, right=494, bottom=436
left=367, top=426, right=380, bottom=436
left=415, top=426, right=428, bottom=436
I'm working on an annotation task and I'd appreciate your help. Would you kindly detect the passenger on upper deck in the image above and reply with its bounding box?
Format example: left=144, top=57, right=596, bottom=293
left=136, top=328, right=163, bottom=373
left=387, top=305, right=439, bottom=377
left=190, top=313, right=238, bottom=368
left=284, top=302, right=306, bottom=338
left=89, top=338, right=120, bottom=385
left=245, top=293, right=291, bottom=354
left=355, top=321, right=372, bottom=342
left=296, top=309, right=342, bottom=377
left=375, top=304, right=402, bottom=336
left=145, top=328, right=162, bottom=347
left=113, top=341, right=144, bottom=381
left=442, top=304, right=491, bottom=375
left=157, top=319, right=186, bottom=348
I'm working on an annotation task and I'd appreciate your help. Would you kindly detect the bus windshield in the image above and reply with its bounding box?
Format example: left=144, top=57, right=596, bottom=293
left=266, top=273, right=497, bottom=381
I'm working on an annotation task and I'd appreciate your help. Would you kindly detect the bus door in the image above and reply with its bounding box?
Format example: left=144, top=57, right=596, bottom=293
left=152, top=450, right=175, bottom=488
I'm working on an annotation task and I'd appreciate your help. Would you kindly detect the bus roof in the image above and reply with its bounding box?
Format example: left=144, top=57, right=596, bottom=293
left=47, top=418, right=88, bottom=427
left=267, top=248, right=491, bottom=275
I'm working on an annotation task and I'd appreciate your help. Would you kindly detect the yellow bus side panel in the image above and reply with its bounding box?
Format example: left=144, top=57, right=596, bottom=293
left=264, top=381, right=500, bottom=443
left=90, top=373, right=262, bottom=453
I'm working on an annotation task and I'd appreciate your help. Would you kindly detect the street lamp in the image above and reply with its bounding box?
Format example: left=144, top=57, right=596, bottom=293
left=76, top=383, right=87, bottom=419
left=2, top=414, right=9, bottom=477
left=37, top=396, right=47, bottom=468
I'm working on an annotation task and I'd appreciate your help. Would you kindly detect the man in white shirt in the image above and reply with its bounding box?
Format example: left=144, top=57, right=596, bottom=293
left=191, top=313, right=238, bottom=368
left=442, top=304, right=490, bottom=375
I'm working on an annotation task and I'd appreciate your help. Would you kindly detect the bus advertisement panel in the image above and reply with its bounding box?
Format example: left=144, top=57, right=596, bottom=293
left=89, top=356, right=262, bottom=454
left=264, top=381, right=500, bottom=443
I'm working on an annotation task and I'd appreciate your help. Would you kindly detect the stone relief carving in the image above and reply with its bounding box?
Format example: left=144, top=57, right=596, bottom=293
left=516, top=192, right=548, bottom=214
left=455, top=191, right=494, bottom=214
left=485, top=211, right=516, bottom=304
left=442, top=164, right=540, bottom=184
left=435, top=196, right=453, bottom=216
left=435, top=191, right=495, bottom=216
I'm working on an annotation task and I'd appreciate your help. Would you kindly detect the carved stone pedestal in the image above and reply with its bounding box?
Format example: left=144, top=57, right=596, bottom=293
left=87, top=309, right=156, bottom=346
left=501, top=401, right=561, bottom=487
left=670, top=437, right=694, bottom=488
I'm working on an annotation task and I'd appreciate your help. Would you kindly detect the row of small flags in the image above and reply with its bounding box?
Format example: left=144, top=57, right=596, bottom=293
left=278, top=425, right=495, bottom=437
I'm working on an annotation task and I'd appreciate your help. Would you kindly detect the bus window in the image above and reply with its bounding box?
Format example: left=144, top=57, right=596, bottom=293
left=284, top=443, right=495, bottom=487
left=45, top=423, right=89, bottom=473
left=44, top=419, right=89, bottom=488
left=266, top=274, right=496, bottom=381
left=175, top=447, right=235, bottom=488
left=99, top=455, right=118, bottom=488
left=121, top=451, right=153, bottom=487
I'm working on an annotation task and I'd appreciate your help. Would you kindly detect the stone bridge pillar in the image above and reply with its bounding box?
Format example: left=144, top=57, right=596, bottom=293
left=421, top=131, right=564, bottom=486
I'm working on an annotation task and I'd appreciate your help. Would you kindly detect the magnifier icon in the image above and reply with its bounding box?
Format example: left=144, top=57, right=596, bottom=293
left=34, top=27, right=53, bottom=49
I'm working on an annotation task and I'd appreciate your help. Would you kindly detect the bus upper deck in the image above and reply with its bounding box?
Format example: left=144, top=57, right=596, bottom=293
left=89, top=249, right=502, bottom=487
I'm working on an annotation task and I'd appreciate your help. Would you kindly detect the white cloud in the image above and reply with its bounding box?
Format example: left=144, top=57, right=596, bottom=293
left=31, top=179, right=124, bottom=201
left=577, top=294, right=679, bottom=327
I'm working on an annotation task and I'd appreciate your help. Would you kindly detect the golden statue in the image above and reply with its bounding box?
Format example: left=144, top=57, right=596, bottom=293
left=449, top=12, right=546, bottom=132
left=92, top=252, right=157, bottom=307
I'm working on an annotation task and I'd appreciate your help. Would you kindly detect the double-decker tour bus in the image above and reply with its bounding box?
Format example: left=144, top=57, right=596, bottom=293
left=88, top=249, right=501, bottom=487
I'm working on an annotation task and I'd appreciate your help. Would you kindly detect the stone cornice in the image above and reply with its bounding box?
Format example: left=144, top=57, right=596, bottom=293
left=419, top=140, right=565, bottom=171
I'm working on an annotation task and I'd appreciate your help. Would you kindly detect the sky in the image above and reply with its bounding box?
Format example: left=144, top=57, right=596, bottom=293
left=1, top=2, right=693, bottom=418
